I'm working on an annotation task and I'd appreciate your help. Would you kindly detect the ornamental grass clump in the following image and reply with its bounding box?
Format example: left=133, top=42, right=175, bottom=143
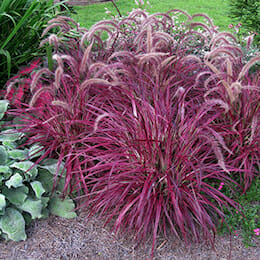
left=4, top=8, right=260, bottom=257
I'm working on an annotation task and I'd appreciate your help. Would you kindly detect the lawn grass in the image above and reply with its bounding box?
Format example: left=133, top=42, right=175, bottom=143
left=71, top=0, right=234, bottom=31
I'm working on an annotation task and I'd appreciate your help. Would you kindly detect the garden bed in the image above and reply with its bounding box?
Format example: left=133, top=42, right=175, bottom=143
left=0, top=210, right=259, bottom=260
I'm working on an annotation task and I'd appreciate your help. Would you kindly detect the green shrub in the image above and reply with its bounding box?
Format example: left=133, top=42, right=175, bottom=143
left=228, top=0, right=260, bottom=46
left=0, top=100, right=76, bottom=242
left=0, top=0, right=70, bottom=88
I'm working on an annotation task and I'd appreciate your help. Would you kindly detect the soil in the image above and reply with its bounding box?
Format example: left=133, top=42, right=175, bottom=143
left=0, top=209, right=259, bottom=260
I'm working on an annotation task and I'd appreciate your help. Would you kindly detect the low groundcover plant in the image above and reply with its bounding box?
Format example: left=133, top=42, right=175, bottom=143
left=0, top=100, right=76, bottom=241
left=2, top=7, right=259, bottom=257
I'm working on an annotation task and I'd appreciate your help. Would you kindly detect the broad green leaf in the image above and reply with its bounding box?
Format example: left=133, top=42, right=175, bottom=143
left=5, top=173, right=23, bottom=188
left=2, top=141, right=17, bottom=149
left=10, top=161, right=38, bottom=180
left=38, top=160, right=66, bottom=191
left=36, top=168, right=54, bottom=193
left=41, top=196, right=50, bottom=208
left=0, top=146, right=8, bottom=165
left=39, top=159, right=65, bottom=175
left=0, top=207, right=26, bottom=241
left=0, top=194, right=6, bottom=211
left=41, top=208, right=49, bottom=219
left=0, top=129, right=24, bottom=142
left=31, top=181, right=45, bottom=199
left=28, top=144, right=44, bottom=159
left=0, top=100, right=9, bottom=120
left=17, top=197, right=43, bottom=219
left=0, top=166, right=12, bottom=185
left=0, top=165, right=10, bottom=174
left=8, top=149, right=28, bottom=160
left=23, top=212, right=32, bottom=226
left=49, top=195, right=76, bottom=219
left=2, top=186, right=28, bottom=206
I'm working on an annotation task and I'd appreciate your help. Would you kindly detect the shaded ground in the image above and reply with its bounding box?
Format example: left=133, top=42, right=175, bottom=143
left=0, top=210, right=259, bottom=260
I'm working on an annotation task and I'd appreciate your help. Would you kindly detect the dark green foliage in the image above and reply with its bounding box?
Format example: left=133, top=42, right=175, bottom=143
left=228, top=0, right=260, bottom=46
left=0, top=0, right=70, bottom=88
left=219, top=178, right=260, bottom=246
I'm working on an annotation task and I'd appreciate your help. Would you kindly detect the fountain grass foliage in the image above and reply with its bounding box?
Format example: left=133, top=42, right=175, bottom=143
left=2, top=5, right=260, bottom=258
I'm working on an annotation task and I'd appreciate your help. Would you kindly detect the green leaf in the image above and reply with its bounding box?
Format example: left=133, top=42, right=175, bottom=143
left=41, top=208, right=49, bottom=219
left=10, top=161, right=38, bottom=180
left=1, top=0, right=40, bottom=50
left=0, top=207, right=26, bottom=241
left=31, top=181, right=45, bottom=199
left=8, top=149, right=28, bottom=160
left=41, top=196, right=50, bottom=208
left=0, top=166, right=12, bottom=185
left=0, top=49, right=11, bottom=78
left=0, top=100, right=9, bottom=120
left=39, top=159, right=65, bottom=175
left=36, top=168, right=54, bottom=193
left=0, top=194, right=6, bottom=211
left=5, top=173, right=23, bottom=188
left=2, top=186, right=28, bottom=206
left=38, top=160, right=66, bottom=191
left=17, top=197, right=43, bottom=219
left=0, top=146, right=8, bottom=165
left=2, top=141, right=17, bottom=149
left=28, top=144, right=44, bottom=159
left=0, top=165, right=10, bottom=174
left=23, top=212, right=32, bottom=226
left=49, top=195, right=76, bottom=219
left=0, top=129, right=24, bottom=142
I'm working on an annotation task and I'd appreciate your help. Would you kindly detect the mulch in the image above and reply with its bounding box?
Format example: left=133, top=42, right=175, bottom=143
left=0, top=209, right=259, bottom=260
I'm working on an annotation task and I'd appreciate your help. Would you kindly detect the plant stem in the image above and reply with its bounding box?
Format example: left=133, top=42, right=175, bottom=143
left=110, top=0, right=122, bottom=17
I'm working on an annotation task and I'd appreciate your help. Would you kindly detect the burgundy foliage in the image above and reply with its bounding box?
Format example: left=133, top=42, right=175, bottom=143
left=4, top=10, right=259, bottom=257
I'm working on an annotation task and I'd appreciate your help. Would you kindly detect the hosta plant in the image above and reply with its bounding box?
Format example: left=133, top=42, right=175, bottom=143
left=4, top=8, right=260, bottom=257
left=0, top=100, right=76, bottom=242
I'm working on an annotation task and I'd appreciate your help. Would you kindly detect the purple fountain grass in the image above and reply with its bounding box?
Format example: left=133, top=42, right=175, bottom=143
left=4, top=9, right=259, bottom=258
left=76, top=83, right=240, bottom=257
left=202, top=42, right=260, bottom=191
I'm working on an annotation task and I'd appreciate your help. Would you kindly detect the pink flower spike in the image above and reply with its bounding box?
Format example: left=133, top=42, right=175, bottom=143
left=237, top=23, right=242, bottom=27
left=228, top=24, right=233, bottom=28
left=234, top=230, right=238, bottom=236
